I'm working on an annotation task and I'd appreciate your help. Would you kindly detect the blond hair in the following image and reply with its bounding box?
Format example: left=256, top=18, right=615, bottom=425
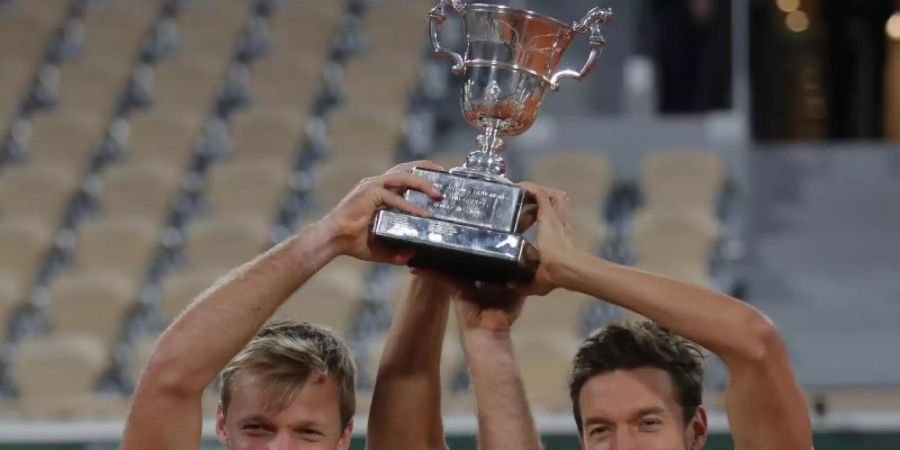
left=220, top=319, right=356, bottom=426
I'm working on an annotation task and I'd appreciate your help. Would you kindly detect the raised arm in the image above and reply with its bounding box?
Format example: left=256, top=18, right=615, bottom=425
left=122, top=161, right=444, bottom=450
left=366, top=275, right=453, bottom=450
left=519, top=183, right=812, bottom=450
left=454, top=283, right=542, bottom=450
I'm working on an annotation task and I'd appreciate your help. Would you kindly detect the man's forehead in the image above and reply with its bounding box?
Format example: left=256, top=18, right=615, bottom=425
left=578, top=367, right=681, bottom=416
left=229, top=371, right=331, bottom=412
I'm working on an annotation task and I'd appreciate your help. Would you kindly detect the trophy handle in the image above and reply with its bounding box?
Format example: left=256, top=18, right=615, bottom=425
left=429, top=0, right=467, bottom=76
left=548, top=7, right=613, bottom=91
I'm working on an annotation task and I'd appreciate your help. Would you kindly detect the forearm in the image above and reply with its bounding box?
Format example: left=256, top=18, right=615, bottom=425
left=463, top=331, right=541, bottom=450
left=554, top=251, right=775, bottom=363
left=144, top=221, right=340, bottom=394
left=368, top=276, right=451, bottom=450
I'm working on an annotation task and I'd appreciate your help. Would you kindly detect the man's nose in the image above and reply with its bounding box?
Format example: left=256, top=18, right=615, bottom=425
left=267, top=431, right=292, bottom=450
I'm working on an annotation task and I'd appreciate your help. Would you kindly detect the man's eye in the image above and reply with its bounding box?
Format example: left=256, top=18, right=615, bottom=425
left=296, top=429, right=324, bottom=441
left=639, top=417, right=663, bottom=430
left=588, top=426, right=609, bottom=436
left=243, top=424, right=272, bottom=434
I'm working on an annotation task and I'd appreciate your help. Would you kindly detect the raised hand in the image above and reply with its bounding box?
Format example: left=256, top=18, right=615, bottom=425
left=512, top=182, right=575, bottom=296
left=411, top=268, right=525, bottom=335
left=321, top=160, right=444, bottom=265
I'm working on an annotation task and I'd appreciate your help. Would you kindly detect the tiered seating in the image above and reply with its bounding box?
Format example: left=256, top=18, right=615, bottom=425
left=0, top=0, right=747, bottom=422
left=629, top=150, right=729, bottom=290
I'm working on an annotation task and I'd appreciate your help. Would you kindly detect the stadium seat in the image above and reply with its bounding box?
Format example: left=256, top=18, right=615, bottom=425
left=26, top=112, right=105, bottom=166
left=55, top=55, right=134, bottom=117
left=12, top=334, right=107, bottom=397
left=173, top=1, right=250, bottom=61
left=81, top=5, right=156, bottom=61
left=361, top=330, right=464, bottom=390
left=0, top=273, right=23, bottom=336
left=313, top=154, right=397, bottom=213
left=0, top=218, right=54, bottom=292
left=11, top=333, right=115, bottom=419
left=326, top=108, right=404, bottom=162
left=248, top=56, right=322, bottom=111
left=363, top=4, right=427, bottom=57
left=151, top=58, right=224, bottom=116
left=206, top=160, right=292, bottom=218
left=0, top=59, right=33, bottom=120
left=228, top=108, right=303, bottom=164
left=512, top=332, right=578, bottom=413
left=529, top=151, right=615, bottom=210
left=74, top=218, right=160, bottom=281
left=125, top=111, right=204, bottom=168
left=342, top=53, right=420, bottom=115
left=0, top=0, right=70, bottom=26
left=130, top=334, right=158, bottom=384
left=630, top=207, right=719, bottom=268
left=639, top=150, right=727, bottom=210
left=274, top=256, right=369, bottom=334
left=183, top=216, right=272, bottom=270
left=0, top=162, right=78, bottom=225
left=98, top=161, right=182, bottom=221
left=267, top=0, right=343, bottom=59
left=0, top=17, right=56, bottom=62
left=48, top=270, right=138, bottom=347
left=514, top=288, right=593, bottom=335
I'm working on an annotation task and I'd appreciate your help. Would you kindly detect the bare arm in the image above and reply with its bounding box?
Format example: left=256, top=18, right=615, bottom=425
left=522, top=183, right=812, bottom=450
left=122, top=161, right=444, bottom=450
left=367, top=275, right=452, bottom=450
left=455, top=285, right=542, bottom=450
left=122, top=224, right=339, bottom=450
left=462, top=330, right=542, bottom=450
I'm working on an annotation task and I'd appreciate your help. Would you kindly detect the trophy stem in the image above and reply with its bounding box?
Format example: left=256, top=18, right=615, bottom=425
left=449, top=118, right=511, bottom=184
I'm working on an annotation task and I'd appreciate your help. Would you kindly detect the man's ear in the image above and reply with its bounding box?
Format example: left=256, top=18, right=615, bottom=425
left=216, top=402, right=229, bottom=447
left=338, top=418, right=353, bottom=450
left=687, top=406, right=708, bottom=450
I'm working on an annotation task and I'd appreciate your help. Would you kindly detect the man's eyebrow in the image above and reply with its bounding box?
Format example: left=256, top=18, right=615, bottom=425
left=634, top=407, right=666, bottom=418
left=237, top=414, right=271, bottom=424
left=583, top=416, right=612, bottom=427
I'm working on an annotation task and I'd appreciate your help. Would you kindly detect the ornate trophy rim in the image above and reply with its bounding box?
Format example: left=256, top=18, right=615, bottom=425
left=462, top=3, right=572, bottom=30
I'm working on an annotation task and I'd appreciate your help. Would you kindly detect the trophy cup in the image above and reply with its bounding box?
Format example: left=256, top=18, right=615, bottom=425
left=373, top=0, right=612, bottom=283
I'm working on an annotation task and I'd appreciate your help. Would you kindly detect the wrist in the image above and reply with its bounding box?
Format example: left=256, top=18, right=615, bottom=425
left=461, top=326, right=513, bottom=345
left=549, top=249, right=592, bottom=291
left=290, top=220, right=342, bottom=268
left=314, top=214, right=352, bottom=257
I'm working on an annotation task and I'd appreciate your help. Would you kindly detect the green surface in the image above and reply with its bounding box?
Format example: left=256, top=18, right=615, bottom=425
left=1, top=432, right=898, bottom=450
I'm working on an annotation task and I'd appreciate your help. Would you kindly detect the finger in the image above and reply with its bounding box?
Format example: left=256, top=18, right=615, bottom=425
left=547, top=190, right=573, bottom=226
left=392, top=249, right=415, bottom=265
left=379, top=189, right=434, bottom=217
left=380, top=172, right=443, bottom=200
left=516, top=202, right=538, bottom=230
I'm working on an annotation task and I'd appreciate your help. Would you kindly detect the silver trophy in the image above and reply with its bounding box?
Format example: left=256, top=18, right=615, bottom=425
left=374, top=1, right=612, bottom=282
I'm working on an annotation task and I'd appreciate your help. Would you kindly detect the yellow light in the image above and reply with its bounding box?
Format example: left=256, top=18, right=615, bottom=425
left=776, top=0, right=800, bottom=13
left=887, top=13, right=900, bottom=41
left=785, top=10, right=809, bottom=33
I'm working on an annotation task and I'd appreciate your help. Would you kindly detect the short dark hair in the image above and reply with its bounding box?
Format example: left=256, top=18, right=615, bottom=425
left=221, top=319, right=356, bottom=427
left=569, top=320, right=705, bottom=433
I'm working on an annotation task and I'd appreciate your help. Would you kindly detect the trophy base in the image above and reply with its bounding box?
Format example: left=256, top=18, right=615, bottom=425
left=372, top=209, right=537, bottom=283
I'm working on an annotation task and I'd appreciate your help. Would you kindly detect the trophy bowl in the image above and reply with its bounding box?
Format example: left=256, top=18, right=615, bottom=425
left=372, top=1, right=612, bottom=283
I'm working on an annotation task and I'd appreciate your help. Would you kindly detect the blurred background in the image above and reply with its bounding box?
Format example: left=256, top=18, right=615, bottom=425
left=0, top=0, right=898, bottom=448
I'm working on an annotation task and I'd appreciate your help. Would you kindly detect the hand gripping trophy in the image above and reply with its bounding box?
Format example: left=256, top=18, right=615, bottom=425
left=373, top=0, right=612, bottom=282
